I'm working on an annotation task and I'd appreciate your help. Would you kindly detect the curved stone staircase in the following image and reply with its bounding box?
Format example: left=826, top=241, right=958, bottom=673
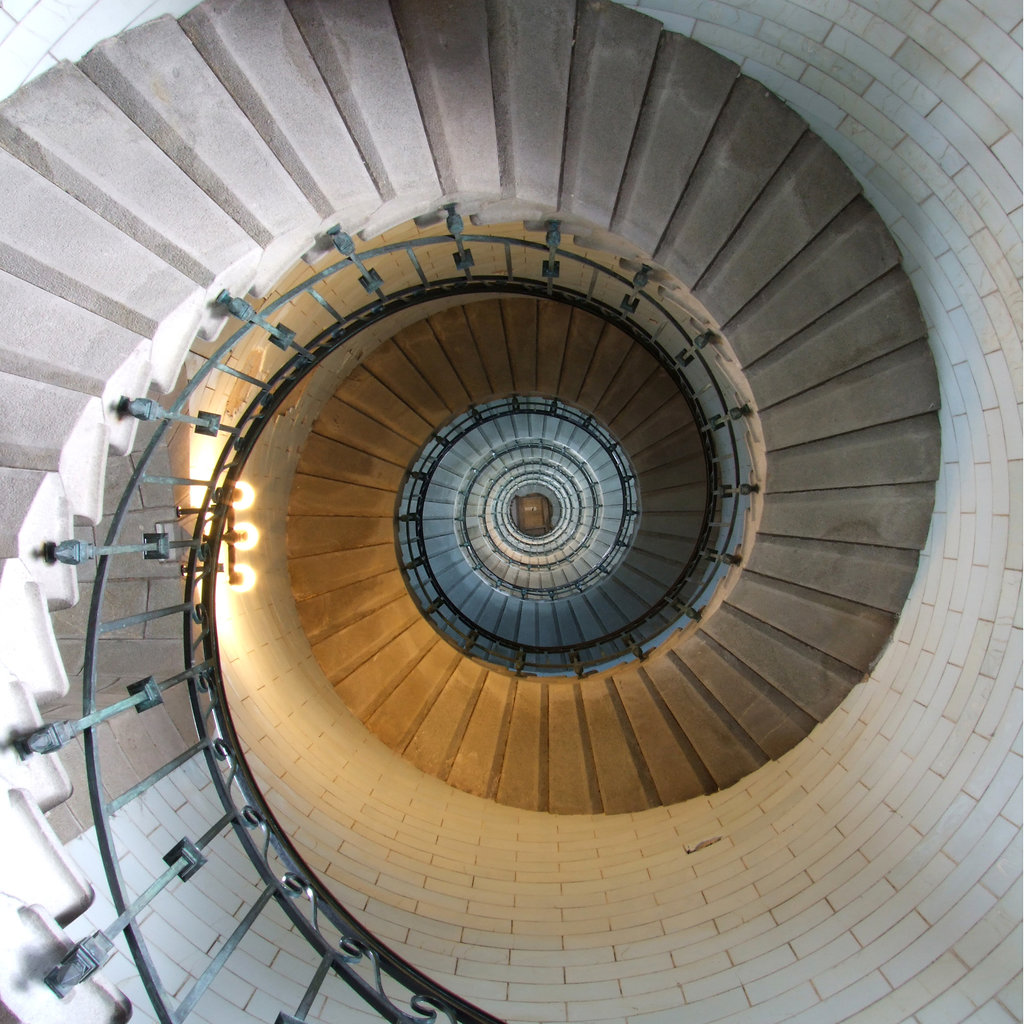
left=286, top=281, right=938, bottom=814
left=0, top=0, right=971, bottom=1020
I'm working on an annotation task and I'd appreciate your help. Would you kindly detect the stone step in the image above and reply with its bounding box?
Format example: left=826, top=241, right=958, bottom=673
left=390, top=0, right=501, bottom=204
left=1, top=785, right=93, bottom=927
left=612, top=32, right=738, bottom=255
left=760, top=339, right=940, bottom=451
left=180, top=0, right=381, bottom=230
left=0, top=60, right=260, bottom=314
left=656, top=75, right=805, bottom=286
left=284, top=0, right=442, bottom=235
left=79, top=16, right=321, bottom=297
left=478, top=0, right=574, bottom=219
left=0, top=148, right=203, bottom=396
left=560, top=1, right=662, bottom=227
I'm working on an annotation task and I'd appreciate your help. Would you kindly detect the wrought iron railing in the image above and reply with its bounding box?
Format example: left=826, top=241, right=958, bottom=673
left=25, top=210, right=755, bottom=1022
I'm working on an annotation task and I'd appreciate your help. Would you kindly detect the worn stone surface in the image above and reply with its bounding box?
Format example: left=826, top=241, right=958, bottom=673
left=701, top=605, right=860, bottom=722
left=560, top=0, right=662, bottom=226
left=181, top=0, right=381, bottom=228
left=744, top=270, right=927, bottom=407
left=761, top=339, right=940, bottom=451
left=80, top=16, right=320, bottom=294
left=696, top=133, right=862, bottom=322
left=766, top=414, right=941, bottom=492
left=391, top=0, right=501, bottom=201
left=758, top=483, right=938, bottom=549
left=613, top=33, right=738, bottom=255
left=745, top=535, right=921, bottom=614
left=0, top=61, right=260, bottom=293
left=485, top=0, right=574, bottom=209
left=722, top=197, right=902, bottom=361
left=656, top=76, right=805, bottom=286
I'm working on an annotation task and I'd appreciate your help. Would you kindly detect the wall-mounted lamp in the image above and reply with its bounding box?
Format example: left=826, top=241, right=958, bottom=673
left=220, top=483, right=258, bottom=591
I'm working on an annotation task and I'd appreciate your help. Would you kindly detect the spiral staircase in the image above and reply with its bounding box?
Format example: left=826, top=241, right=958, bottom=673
left=0, top=1, right=1018, bottom=1023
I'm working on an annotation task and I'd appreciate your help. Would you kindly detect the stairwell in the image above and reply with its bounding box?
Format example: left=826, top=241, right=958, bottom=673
left=0, top=1, right=1017, bottom=1023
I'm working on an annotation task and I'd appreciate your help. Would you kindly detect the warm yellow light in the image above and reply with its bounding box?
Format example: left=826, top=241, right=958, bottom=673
left=232, top=481, right=255, bottom=510
left=231, top=522, right=259, bottom=551
left=228, top=563, right=257, bottom=592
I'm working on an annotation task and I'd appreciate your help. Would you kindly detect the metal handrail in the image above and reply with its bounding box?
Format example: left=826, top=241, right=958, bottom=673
left=33, top=214, right=754, bottom=1022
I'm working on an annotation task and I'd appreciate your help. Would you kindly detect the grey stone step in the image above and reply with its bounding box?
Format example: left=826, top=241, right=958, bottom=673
left=695, top=133, right=861, bottom=322
left=390, top=0, right=501, bottom=204
left=297, top=571, right=407, bottom=646
left=612, top=669, right=710, bottom=804
left=286, top=514, right=393, bottom=559
left=494, top=680, right=546, bottom=811
left=79, top=16, right=321, bottom=295
left=727, top=572, right=896, bottom=673
left=757, top=482, right=938, bottom=551
left=0, top=148, right=203, bottom=396
left=554, top=305, right=606, bottom=401
left=446, top=671, right=514, bottom=800
left=701, top=604, right=861, bottom=722
left=403, top=659, right=486, bottom=780
left=656, top=75, right=805, bottom=285
left=392, top=318, right=471, bottom=413
left=1, top=785, right=93, bottom=926
left=180, top=0, right=381, bottom=229
left=0, top=373, right=95, bottom=473
left=612, top=32, right=738, bottom=255
left=284, top=0, right=441, bottom=233
left=766, top=414, right=941, bottom=493
left=428, top=306, right=495, bottom=402
left=0, top=270, right=145, bottom=401
left=0, top=61, right=260, bottom=303
left=16, top=473, right=78, bottom=610
left=0, top=560, right=70, bottom=712
left=745, top=534, right=921, bottom=614
left=671, top=632, right=815, bottom=761
left=483, top=0, right=574, bottom=214
left=721, top=197, right=903, bottom=364
left=761, top=339, right=940, bottom=451
left=560, top=1, right=662, bottom=227
left=580, top=677, right=658, bottom=813
left=643, top=654, right=766, bottom=789
left=744, top=269, right=927, bottom=408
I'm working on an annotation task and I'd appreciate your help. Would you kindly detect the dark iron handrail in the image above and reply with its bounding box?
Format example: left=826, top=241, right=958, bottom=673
left=34, top=215, right=754, bottom=1022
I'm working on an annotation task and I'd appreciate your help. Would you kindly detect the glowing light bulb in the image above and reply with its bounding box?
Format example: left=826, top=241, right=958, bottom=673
left=232, top=481, right=255, bottom=510
left=231, top=522, right=259, bottom=551
left=228, top=564, right=256, bottom=592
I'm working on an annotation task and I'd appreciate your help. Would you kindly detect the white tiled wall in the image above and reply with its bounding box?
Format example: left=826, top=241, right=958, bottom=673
left=0, top=0, right=199, bottom=101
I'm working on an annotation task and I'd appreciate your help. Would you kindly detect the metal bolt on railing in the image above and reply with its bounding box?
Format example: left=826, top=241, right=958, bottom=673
left=118, top=396, right=235, bottom=438
left=621, top=265, right=651, bottom=314
left=43, top=532, right=170, bottom=565
left=327, top=226, right=385, bottom=296
left=543, top=221, right=561, bottom=281
left=446, top=205, right=474, bottom=273
left=217, top=290, right=313, bottom=361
